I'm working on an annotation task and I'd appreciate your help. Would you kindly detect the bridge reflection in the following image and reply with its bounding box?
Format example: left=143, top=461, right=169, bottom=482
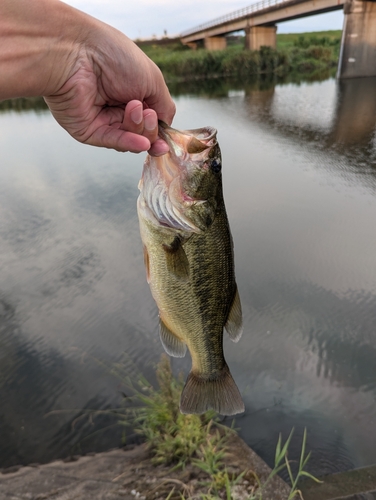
left=331, top=77, right=376, bottom=145
left=238, top=76, right=376, bottom=154
left=169, top=73, right=376, bottom=186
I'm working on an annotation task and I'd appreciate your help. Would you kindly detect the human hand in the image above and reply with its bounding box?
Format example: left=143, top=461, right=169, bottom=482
left=42, top=12, right=175, bottom=155
left=0, top=0, right=175, bottom=154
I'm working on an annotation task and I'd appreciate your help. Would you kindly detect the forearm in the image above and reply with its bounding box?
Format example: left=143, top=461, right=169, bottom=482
left=0, top=0, right=175, bottom=152
left=0, top=0, right=92, bottom=100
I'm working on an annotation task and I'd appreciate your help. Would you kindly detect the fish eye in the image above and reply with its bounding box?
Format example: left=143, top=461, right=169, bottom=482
left=211, top=159, right=221, bottom=173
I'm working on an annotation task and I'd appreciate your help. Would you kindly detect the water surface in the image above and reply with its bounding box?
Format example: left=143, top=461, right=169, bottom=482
left=0, top=76, right=376, bottom=476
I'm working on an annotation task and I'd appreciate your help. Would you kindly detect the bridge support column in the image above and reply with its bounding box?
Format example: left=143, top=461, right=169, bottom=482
left=338, top=0, right=376, bottom=78
left=204, top=36, right=227, bottom=51
left=245, top=25, right=277, bottom=51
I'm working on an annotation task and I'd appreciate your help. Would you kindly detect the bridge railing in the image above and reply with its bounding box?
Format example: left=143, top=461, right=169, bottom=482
left=181, top=0, right=293, bottom=37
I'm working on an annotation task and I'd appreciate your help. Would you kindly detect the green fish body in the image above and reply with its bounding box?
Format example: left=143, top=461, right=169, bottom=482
left=137, top=122, right=244, bottom=415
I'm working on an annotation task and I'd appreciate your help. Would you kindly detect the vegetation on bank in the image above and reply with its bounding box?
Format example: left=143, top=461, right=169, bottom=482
left=0, top=31, right=342, bottom=112
left=139, top=30, right=342, bottom=82
left=114, top=355, right=320, bottom=499
left=46, top=353, right=320, bottom=498
left=0, top=96, right=48, bottom=112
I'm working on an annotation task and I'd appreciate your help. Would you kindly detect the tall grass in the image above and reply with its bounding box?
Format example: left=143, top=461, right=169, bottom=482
left=120, top=355, right=321, bottom=499
left=0, top=96, right=48, bottom=112
left=46, top=353, right=320, bottom=498
left=140, top=31, right=342, bottom=82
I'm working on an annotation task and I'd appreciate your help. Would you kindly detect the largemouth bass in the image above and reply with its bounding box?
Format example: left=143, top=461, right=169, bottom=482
left=137, top=122, right=244, bottom=416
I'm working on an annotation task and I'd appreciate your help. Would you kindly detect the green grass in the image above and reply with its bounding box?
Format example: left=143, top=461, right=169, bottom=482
left=128, top=355, right=222, bottom=469
left=138, top=30, right=342, bottom=82
left=276, top=30, right=342, bottom=49
left=46, top=353, right=321, bottom=498
left=0, top=96, right=48, bottom=112
left=118, top=355, right=321, bottom=499
left=0, top=30, right=343, bottom=113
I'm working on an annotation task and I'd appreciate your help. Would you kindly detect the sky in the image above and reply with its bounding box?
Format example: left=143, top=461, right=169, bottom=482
left=63, top=0, right=344, bottom=40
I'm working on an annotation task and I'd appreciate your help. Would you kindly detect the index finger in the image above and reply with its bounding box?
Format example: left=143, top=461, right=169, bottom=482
left=144, top=82, right=176, bottom=126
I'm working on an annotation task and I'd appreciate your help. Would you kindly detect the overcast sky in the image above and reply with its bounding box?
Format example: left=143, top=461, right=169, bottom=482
left=63, top=0, right=344, bottom=40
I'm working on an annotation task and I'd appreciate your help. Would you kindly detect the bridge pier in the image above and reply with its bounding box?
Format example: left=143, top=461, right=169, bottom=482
left=338, top=0, right=376, bottom=78
left=244, top=25, right=277, bottom=51
left=204, top=36, right=227, bottom=51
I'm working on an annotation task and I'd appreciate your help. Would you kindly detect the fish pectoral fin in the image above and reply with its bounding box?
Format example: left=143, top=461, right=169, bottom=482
left=162, top=237, right=190, bottom=281
left=225, top=286, right=243, bottom=342
left=159, top=319, right=187, bottom=358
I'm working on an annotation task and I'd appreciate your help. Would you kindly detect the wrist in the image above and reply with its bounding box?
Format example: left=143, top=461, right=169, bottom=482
left=0, top=0, right=92, bottom=99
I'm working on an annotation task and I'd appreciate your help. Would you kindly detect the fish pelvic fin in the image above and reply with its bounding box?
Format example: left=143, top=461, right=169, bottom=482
left=159, top=318, right=187, bottom=358
left=162, top=236, right=190, bottom=281
left=180, top=365, right=245, bottom=416
left=225, top=286, right=243, bottom=343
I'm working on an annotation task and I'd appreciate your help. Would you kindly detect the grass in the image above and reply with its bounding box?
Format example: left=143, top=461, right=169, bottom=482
left=0, top=96, right=48, bottom=112
left=276, top=30, right=342, bottom=49
left=129, top=355, right=220, bottom=469
left=138, top=31, right=342, bottom=82
left=45, top=353, right=321, bottom=498
left=116, top=355, right=321, bottom=499
left=0, top=30, right=342, bottom=113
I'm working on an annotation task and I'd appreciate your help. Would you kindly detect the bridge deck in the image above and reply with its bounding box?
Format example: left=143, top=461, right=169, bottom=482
left=181, top=0, right=345, bottom=42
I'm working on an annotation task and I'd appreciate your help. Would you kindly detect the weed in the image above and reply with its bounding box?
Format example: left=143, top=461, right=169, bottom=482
left=47, top=353, right=321, bottom=499
left=138, top=30, right=342, bottom=82
left=245, top=428, right=322, bottom=500
left=126, top=355, right=228, bottom=470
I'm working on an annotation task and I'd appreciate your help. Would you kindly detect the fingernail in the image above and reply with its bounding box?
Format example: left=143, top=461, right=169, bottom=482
left=144, top=113, right=157, bottom=131
left=130, top=106, right=143, bottom=125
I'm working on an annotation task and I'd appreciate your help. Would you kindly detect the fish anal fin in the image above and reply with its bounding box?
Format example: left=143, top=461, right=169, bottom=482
left=162, top=237, right=189, bottom=281
left=159, top=318, right=187, bottom=358
left=143, top=245, right=151, bottom=284
left=180, top=365, right=245, bottom=416
left=225, top=287, right=243, bottom=342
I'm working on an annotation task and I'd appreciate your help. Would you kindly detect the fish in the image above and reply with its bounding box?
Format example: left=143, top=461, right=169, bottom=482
left=137, top=121, right=244, bottom=416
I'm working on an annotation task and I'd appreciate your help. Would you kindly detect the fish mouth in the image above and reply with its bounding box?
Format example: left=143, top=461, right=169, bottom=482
left=139, top=122, right=218, bottom=234
left=158, top=121, right=217, bottom=157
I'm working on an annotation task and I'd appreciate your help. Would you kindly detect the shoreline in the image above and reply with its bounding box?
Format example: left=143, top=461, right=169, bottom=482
left=0, top=435, right=291, bottom=499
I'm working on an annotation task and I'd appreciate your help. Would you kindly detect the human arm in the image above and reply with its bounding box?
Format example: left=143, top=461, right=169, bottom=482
left=0, top=0, right=176, bottom=154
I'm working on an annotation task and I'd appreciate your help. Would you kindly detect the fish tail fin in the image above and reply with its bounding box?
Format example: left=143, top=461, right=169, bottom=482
left=180, top=365, right=245, bottom=416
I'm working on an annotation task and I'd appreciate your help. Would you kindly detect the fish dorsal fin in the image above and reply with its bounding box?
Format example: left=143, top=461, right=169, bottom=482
left=159, top=318, right=187, bottom=358
left=143, top=245, right=151, bottom=284
left=162, top=236, right=190, bottom=281
left=225, top=286, right=243, bottom=342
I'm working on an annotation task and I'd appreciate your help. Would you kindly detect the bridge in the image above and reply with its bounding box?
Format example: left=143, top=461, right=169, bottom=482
left=180, top=0, right=376, bottom=78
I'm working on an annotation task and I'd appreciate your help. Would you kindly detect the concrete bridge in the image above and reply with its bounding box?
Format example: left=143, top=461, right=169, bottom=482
left=180, top=0, right=376, bottom=78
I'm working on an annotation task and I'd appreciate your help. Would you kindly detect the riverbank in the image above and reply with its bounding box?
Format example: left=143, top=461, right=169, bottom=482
left=0, top=434, right=291, bottom=500
left=3, top=439, right=376, bottom=499
left=138, top=31, right=341, bottom=82
left=0, top=31, right=342, bottom=115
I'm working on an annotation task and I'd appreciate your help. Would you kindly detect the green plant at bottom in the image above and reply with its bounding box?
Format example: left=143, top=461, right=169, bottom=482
left=244, top=428, right=322, bottom=500
left=50, top=352, right=321, bottom=499
left=129, top=355, right=226, bottom=470
left=120, top=356, right=321, bottom=499
left=183, top=426, right=321, bottom=500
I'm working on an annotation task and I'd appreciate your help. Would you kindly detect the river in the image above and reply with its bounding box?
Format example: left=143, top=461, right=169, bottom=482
left=0, top=75, right=375, bottom=478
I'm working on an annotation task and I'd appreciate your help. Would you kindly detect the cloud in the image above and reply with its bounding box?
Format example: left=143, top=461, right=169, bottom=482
left=62, top=0, right=344, bottom=39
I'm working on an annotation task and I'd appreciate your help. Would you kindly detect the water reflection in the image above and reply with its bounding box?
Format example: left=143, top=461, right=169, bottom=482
left=0, top=97, right=48, bottom=113
left=332, top=77, right=376, bottom=146
left=0, top=293, right=130, bottom=465
left=1, top=74, right=376, bottom=475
